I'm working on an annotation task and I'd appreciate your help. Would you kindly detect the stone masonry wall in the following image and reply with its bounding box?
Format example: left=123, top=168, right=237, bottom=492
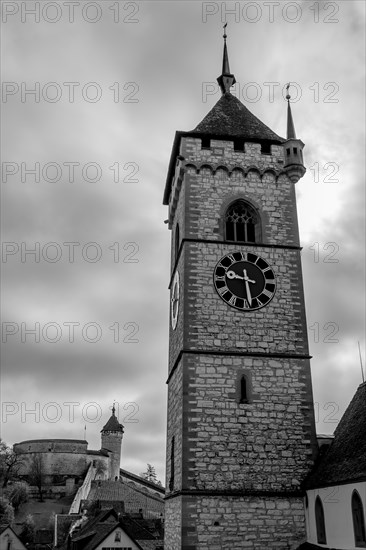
left=179, top=137, right=300, bottom=248
left=16, top=451, right=89, bottom=478
left=191, top=495, right=306, bottom=549
left=182, top=353, right=315, bottom=493
left=166, top=361, right=183, bottom=493
left=101, top=433, right=122, bottom=480
left=164, top=496, right=183, bottom=549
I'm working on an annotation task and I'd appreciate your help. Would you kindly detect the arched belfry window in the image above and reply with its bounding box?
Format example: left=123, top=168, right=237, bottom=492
left=225, top=200, right=260, bottom=243
left=352, top=490, right=366, bottom=547
left=315, top=496, right=327, bottom=544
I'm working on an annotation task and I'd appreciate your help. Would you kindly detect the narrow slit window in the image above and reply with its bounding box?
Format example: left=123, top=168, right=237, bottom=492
left=169, top=436, right=175, bottom=492
left=175, top=224, right=180, bottom=260
left=240, top=376, right=248, bottom=403
left=352, top=490, right=366, bottom=547
left=315, top=496, right=327, bottom=544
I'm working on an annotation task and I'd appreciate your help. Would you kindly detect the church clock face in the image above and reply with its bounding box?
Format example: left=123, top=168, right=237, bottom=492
left=213, top=251, right=276, bottom=311
left=171, top=271, right=180, bottom=329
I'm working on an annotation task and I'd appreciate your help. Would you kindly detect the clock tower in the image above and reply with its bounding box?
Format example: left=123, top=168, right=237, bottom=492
left=163, top=33, right=318, bottom=549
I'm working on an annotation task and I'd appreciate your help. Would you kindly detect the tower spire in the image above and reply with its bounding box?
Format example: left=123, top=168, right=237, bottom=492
left=283, top=82, right=306, bottom=183
left=217, top=24, right=236, bottom=94
left=286, top=83, right=297, bottom=139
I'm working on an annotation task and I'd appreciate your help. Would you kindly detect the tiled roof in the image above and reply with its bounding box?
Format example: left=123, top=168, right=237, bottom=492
left=101, top=413, right=124, bottom=433
left=88, top=480, right=164, bottom=518
left=120, top=468, right=165, bottom=494
left=68, top=509, right=163, bottom=550
left=162, top=92, right=285, bottom=205
left=305, top=382, right=366, bottom=488
left=192, top=92, right=284, bottom=143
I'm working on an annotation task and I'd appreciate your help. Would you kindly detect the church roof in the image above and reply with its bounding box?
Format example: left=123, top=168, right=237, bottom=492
left=101, top=406, right=124, bottom=433
left=305, top=382, right=366, bottom=488
left=192, top=92, right=284, bottom=143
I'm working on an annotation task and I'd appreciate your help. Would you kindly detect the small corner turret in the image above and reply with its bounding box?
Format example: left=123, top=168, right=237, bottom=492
left=283, top=83, right=306, bottom=183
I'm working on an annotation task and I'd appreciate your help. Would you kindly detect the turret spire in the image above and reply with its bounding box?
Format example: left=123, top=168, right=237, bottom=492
left=283, top=82, right=306, bottom=183
left=286, top=83, right=297, bottom=139
left=217, top=24, right=236, bottom=94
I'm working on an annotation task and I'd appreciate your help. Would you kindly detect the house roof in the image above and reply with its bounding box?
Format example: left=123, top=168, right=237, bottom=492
left=68, top=508, right=162, bottom=550
left=305, top=382, right=366, bottom=488
left=0, top=525, right=27, bottom=550
left=192, top=92, right=284, bottom=143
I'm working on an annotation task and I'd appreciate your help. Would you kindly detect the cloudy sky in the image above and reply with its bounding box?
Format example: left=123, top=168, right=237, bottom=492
left=1, top=1, right=365, bottom=483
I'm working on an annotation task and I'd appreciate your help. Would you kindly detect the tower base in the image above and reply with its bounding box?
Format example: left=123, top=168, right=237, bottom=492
left=165, top=493, right=307, bottom=549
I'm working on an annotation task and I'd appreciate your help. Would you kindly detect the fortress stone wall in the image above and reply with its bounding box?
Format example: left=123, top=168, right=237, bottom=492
left=14, top=439, right=110, bottom=485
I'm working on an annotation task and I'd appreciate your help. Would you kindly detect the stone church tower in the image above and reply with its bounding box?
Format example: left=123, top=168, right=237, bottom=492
left=163, top=33, right=318, bottom=549
left=100, top=404, right=124, bottom=480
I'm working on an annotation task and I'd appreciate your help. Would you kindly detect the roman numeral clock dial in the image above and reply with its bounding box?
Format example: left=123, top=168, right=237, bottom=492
left=213, top=252, right=276, bottom=311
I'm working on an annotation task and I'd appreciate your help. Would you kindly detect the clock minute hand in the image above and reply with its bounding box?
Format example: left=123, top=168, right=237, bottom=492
left=243, top=269, right=255, bottom=306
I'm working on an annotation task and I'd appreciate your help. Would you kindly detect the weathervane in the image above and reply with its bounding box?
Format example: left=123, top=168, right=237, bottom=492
left=286, top=82, right=291, bottom=101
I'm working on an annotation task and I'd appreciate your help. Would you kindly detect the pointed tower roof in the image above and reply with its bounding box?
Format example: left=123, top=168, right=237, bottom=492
left=163, top=31, right=285, bottom=205
left=286, top=83, right=297, bottom=139
left=101, top=404, right=124, bottom=433
left=192, top=93, right=283, bottom=142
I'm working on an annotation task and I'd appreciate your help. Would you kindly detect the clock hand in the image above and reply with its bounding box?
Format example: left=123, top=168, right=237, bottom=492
left=243, top=269, right=255, bottom=306
left=227, top=270, right=244, bottom=280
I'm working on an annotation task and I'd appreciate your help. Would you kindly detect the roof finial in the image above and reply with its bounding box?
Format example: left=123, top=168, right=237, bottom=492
left=286, top=83, right=297, bottom=139
left=217, top=24, right=236, bottom=95
left=112, top=402, right=116, bottom=416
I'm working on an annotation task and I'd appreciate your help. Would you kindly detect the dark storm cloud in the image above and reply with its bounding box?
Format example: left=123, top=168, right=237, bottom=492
left=1, top=2, right=365, bottom=478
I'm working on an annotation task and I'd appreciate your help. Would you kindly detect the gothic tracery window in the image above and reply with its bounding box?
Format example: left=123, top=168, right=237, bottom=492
left=225, top=200, right=259, bottom=243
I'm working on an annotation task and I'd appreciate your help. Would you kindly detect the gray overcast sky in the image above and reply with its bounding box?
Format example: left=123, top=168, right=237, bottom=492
left=1, top=1, right=365, bottom=483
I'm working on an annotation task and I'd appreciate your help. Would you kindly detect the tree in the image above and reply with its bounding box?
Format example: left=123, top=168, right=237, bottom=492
left=28, top=454, right=44, bottom=502
left=20, top=514, right=36, bottom=545
left=139, top=464, right=162, bottom=485
left=8, top=482, right=30, bottom=511
left=0, top=439, right=24, bottom=488
left=0, top=498, right=15, bottom=528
